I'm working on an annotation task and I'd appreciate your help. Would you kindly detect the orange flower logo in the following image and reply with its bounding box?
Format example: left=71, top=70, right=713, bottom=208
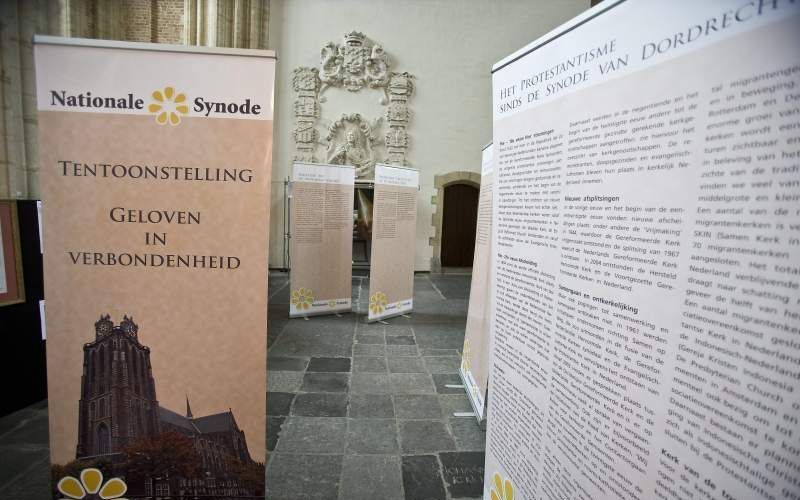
left=57, top=468, right=127, bottom=499
left=369, top=292, right=387, bottom=315
left=490, top=472, right=514, bottom=500
left=148, top=86, right=188, bottom=125
left=461, top=339, right=472, bottom=371
left=291, top=287, right=314, bottom=311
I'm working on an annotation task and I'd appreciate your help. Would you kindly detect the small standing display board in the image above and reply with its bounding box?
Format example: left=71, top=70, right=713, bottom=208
left=289, top=162, right=355, bottom=317
left=460, top=143, right=493, bottom=421
left=367, top=164, right=419, bottom=322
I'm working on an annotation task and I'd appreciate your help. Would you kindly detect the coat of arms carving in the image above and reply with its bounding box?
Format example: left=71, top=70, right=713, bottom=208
left=320, top=31, right=390, bottom=92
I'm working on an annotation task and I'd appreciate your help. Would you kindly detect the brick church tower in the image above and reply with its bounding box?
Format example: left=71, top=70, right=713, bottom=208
left=76, top=315, right=160, bottom=458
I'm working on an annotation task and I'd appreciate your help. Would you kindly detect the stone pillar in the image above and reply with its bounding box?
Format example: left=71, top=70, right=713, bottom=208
left=185, top=0, right=268, bottom=49
left=0, top=0, right=268, bottom=198
left=0, top=0, right=61, bottom=199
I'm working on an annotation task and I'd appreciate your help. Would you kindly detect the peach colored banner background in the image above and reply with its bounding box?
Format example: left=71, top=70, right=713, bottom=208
left=37, top=41, right=274, bottom=466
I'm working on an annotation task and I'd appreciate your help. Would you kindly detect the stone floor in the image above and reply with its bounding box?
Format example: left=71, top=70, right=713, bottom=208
left=0, top=271, right=486, bottom=499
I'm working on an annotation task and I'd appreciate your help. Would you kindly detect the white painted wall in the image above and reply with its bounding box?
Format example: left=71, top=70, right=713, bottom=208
left=267, top=0, right=588, bottom=270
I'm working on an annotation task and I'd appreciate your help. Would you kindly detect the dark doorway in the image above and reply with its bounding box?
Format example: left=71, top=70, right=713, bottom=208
left=441, top=183, right=479, bottom=267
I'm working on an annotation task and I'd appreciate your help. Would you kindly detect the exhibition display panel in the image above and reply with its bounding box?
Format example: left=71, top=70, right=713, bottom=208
left=367, top=164, right=419, bottom=322
left=35, top=37, right=275, bottom=498
left=460, top=144, right=494, bottom=421
left=486, top=1, right=800, bottom=499
left=289, top=162, right=355, bottom=317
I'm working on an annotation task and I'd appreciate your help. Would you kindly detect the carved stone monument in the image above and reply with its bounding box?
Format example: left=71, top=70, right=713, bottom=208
left=292, top=31, right=414, bottom=179
left=326, top=113, right=377, bottom=178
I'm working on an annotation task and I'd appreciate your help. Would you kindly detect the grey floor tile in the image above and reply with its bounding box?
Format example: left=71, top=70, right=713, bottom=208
left=267, top=392, right=296, bottom=416
left=276, top=417, right=347, bottom=453
left=302, top=372, right=350, bottom=393
left=0, top=401, right=47, bottom=436
left=388, top=356, right=426, bottom=373
left=268, top=371, right=305, bottom=392
left=386, top=345, right=419, bottom=356
left=292, top=393, right=348, bottom=417
left=420, top=348, right=462, bottom=357
left=307, top=357, right=352, bottom=372
left=351, top=373, right=390, bottom=394
left=268, top=356, right=309, bottom=371
left=399, top=420, right=456, bottom=453
left=0, top=412, right=49, bottom=447
left=348, top=394, right=395, bottom=418
left=266, top=453, right=342, bottom=500
left=339, top=455, right=403, bottom=500
left=432, top=374, right=463, bottom=394
left=388, top=373, right=435, bottom=394
left=384, top=325, right=414, bottom=336
left=270, top=321, right=355, bottom=357
left=429, top=276, right=472, bottom=300
left=387, top=335, right=415, bottom=345
left=394, top=395, right=442, bottom=419
left=0, top=453, right=50, bottom=500
left=401, top=455, right=446, bottom=500
left=353, top=356, right=388, bottom=373
left=350, top=373, right=435, bottom=394
left=355, top=322, right=385, bottom=334
left=353, top=344, right=386, bottom=356
left=346, top=418, right=399, bottom=454
left=423, top=356, right=461, bottom=374
left=439, top=451, right=485, bottom=498
left=413, top=324, right=466, bottom=350
left=355, top=333, right=385, bottom=345
left=439, top=394, right=474, bottom=416
left=448, top=418, right=486, bottom=451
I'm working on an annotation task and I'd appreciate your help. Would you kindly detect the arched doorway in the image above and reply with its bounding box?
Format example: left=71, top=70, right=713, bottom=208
left=441, top=183, right=479, bottom=267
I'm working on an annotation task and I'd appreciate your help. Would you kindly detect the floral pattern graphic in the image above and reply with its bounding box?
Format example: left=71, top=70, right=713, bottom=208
left=369, top=291, right=387, bottom=315
left=148, top=86, right=188, bottom=125
left=291, top=287, right=314, bottom=310
left=490, top=472, right=514, bottom=500
left=461, top=339, right=472, bottom=371
left=57, top=468, right=127, bottom=499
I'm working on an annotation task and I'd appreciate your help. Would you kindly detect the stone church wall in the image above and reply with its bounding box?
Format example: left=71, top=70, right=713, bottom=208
left=267, top=0, right=588, bottom=270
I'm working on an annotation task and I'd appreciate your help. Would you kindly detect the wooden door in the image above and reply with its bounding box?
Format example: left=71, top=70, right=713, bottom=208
left=441, top=183, right=479, bottom=267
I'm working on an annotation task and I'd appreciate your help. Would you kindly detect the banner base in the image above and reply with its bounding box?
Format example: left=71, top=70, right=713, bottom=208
left=366, top=309, right=412, bottom=324
left=458, top=368, right=487, bottom=426
left=290, top=308, right=352, bottom=319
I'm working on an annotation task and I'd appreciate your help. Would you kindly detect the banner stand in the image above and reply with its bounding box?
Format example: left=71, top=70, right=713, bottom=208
left=35, top=36, right=275, bottom=499
left=366, top=164, right=419, bottom=323
left=288, top=162, right=355, bottom=319
left=459, top=143, right=494, bottom=425
left=457, top=369, right=487, bottom=428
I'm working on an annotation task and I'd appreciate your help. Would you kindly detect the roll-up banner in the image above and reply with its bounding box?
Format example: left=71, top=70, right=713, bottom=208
left=486, top=1, right=800, bottom=499
left=367, top=164, right=419, bottom=322
left=289, top=162, right=355, bottom=317
left=460, top=143, right=493, bottom=422
left=35, top=36, right=274, bottom=498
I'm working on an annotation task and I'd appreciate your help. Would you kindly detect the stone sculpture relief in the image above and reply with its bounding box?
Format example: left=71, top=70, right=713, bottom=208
left=326, top=113, right=377, bottom=178
left=292, top=67, right=321, bottom=163
left=291, top=31, right=414, bottom=179
left=384, top=72, right=414, bottom=166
